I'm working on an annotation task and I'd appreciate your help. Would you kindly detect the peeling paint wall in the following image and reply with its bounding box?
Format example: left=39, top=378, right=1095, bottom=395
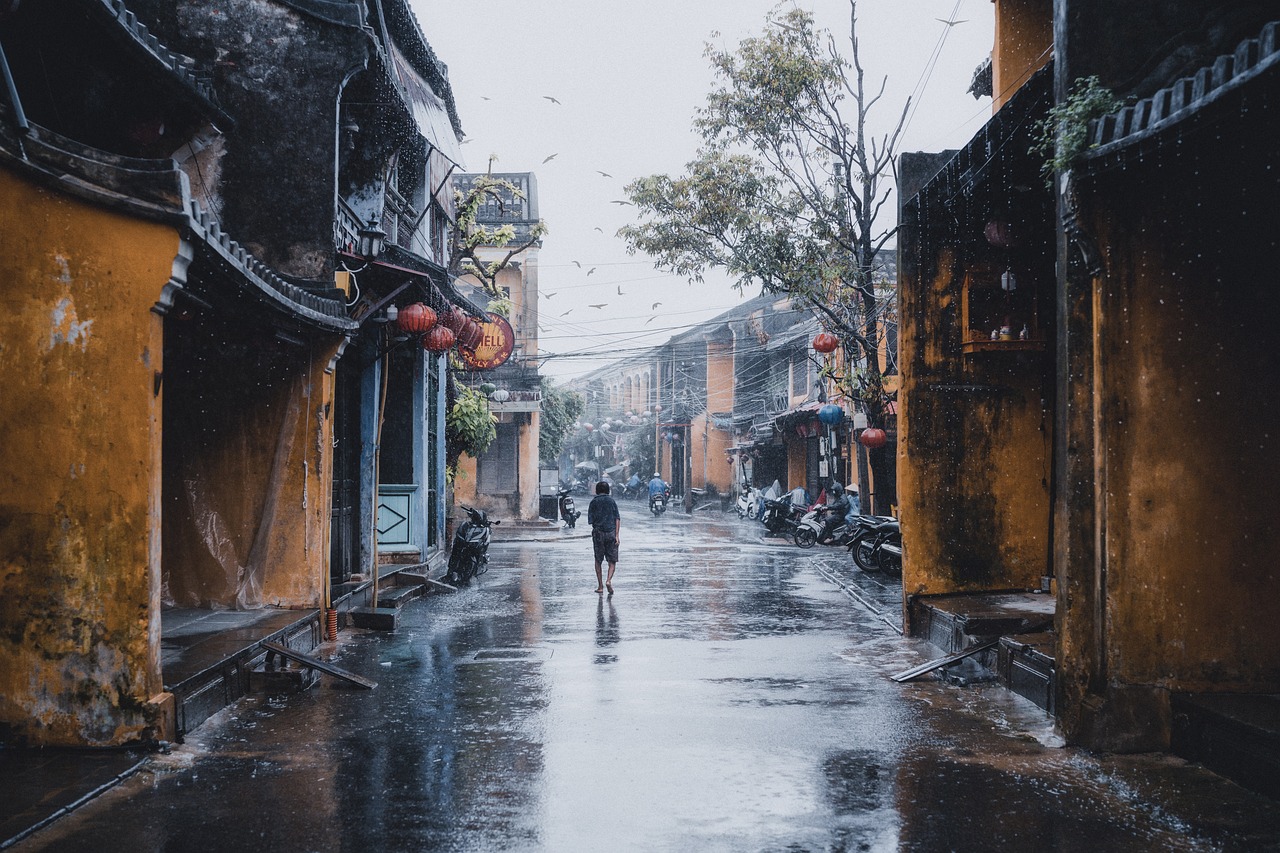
left=899, top=214, right=1056, bottom=605
left=0, top=169, right=175, bottom=746
left=1057, top=110, right=1280, bottom=747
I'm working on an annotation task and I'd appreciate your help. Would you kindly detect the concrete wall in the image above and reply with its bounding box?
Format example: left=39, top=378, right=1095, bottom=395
left=0, top=169, right=174, bottom=746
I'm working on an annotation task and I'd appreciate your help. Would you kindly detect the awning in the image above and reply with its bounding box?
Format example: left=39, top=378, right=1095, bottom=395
left=391, top=43, right=465, bottom=167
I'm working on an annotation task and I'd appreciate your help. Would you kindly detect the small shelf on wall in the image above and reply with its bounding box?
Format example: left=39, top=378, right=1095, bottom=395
left=962, top=337, right=1047, bottom=355
left=961, top=263, right=1043, bottom=358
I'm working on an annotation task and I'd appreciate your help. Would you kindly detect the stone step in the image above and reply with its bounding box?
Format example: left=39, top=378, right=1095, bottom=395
left=376, top=583, right=425, bottom=607
left=1172, top=693, right=1280, bottom=800
left=997, top=632, right=1056, bottom=713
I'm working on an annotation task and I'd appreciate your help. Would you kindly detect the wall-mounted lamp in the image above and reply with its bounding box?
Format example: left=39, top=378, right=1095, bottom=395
left=357, top=216, right=386, bottom=260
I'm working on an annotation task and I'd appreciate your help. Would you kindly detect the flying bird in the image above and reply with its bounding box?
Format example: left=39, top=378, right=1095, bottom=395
left=560, top=309, right=573, bottom=316
left=589, top=303, right=608, bottom=309
left=936, top=17, right=968, bottom=26
left=611, top=200, right=633, bottom=206
left=481, top=96, right=492, bottom=101
left=542, top=153, right=558, bottom=164
left=651, top=302, right=662, bottom=309
left=593, top=227, right=604, bottom=233
left=645, top=317, right=658, bottom=325
left=543, top=95, right=561, bottom=104
left=597, top=170, right=613, bottom=178
left=541, top=291, right=557, bottom=299
left=572, top=260, right=582, bottom=268
left=617, top=286, right=625, bottom=295
left=586, top=268, right=596, bottom=276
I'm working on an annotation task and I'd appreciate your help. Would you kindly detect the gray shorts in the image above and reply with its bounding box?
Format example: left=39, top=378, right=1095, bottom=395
left=592, top=528, right=619, bottom=564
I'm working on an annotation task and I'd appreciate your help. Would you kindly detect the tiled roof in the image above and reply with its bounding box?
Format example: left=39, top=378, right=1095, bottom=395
left=1086, top=21, right=1280, bottom=158
left=95, top=0, right=230, bottom=127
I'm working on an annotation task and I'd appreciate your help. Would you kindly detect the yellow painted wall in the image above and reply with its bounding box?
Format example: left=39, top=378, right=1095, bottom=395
left=787, top=440, right=807, bottom=493
left=1080, top=171, right=1280, bottom=696
left=992, top=0, right=1053, bottom=110
left=0, top=169, right=173, bottom=746
left=898, top=246, right=1052, bottom=602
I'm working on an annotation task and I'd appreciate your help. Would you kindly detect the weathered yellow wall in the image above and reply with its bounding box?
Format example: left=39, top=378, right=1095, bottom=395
left=992, top=0, right=1053, bottom=110
left=0, top=169, right=173, bottom=746
left=517, top=412, right=540, bottom=519
left=454, top=455, right=479, bottom=506
left=898, top=246, right=1052, bottom=601
left=787, top=441, right=806, bottom=492
left=1085, top=177, right=1280, bottom=695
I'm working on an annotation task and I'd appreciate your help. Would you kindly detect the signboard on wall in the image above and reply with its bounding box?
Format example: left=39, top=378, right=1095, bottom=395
left=458, top=312, right=515, bottom=370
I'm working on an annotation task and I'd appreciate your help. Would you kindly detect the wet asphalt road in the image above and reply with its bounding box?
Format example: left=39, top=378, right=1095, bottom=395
left=17, top=504, right=1280, bottom=852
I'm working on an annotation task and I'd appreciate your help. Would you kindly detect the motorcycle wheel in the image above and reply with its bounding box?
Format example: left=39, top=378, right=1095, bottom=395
left=794, top=527, right=818, bottom=549
left=850, top=533, right=880, bottom=572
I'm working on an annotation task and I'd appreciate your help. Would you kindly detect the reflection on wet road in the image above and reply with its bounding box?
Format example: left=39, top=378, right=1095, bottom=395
left=19, top=505, right=1280, bottom=851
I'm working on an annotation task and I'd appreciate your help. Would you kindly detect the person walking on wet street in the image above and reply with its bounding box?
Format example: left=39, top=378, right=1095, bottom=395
left=587, top=480, right=621, bottom=594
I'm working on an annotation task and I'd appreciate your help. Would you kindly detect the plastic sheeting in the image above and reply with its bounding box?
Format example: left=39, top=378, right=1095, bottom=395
left=163, top=375, right=306, bottom=611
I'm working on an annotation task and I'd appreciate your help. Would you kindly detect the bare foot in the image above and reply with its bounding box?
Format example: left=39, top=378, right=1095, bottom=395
left=606, top=583, right=613, bottom=594
left=595, top=587, right=604, bottom=593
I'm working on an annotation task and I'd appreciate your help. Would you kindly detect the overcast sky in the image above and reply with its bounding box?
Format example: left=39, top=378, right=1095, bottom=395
left=410, top=0, right=995, bottom=382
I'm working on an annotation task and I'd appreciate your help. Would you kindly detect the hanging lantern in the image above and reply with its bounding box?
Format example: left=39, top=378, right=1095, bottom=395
left=818, top=404, right=844, bottom=426
left=422, top=325, right=456, bottom=352
left=812, top=332, right=839, bottom=354
left=583, top=422, right=594, bottom=432
left=440, top=307, right=467, bottom=332
left=458, top=316, right=484, bottom=350
left=858, top=427, right=887, bottom=449
left=491, top=388, right=510, bottom=403
left=629, top=415, right=640, bottom=425
left=479, top=382, right=497, bottom=396
left=395, top=303, right=437, bottom=334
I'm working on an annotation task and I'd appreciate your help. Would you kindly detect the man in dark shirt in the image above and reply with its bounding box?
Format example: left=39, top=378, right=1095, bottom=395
left=587, top=481, right=621, bottom=594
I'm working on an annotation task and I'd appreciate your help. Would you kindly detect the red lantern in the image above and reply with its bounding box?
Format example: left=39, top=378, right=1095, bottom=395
left=812, top=332, right=839, bottom=354
left=440, top=307, right=467, bottom=333
left=858, top=427, right=887, bottom=449
left=422, top=325, right=456, bottom=352
left=457, top=316, right=484, bottom=350
left=396, top=303, right=437, bottom=334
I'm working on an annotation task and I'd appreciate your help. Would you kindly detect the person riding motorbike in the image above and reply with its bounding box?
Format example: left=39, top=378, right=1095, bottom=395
left=815, top=482, right=853, bottom=542
left=623, top=472, right=643, bottom=499
left=648, top=473, right=669, bottom=499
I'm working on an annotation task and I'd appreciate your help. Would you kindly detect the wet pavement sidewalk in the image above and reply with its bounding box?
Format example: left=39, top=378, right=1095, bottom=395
left=11, top=505, right=1280, bottom=851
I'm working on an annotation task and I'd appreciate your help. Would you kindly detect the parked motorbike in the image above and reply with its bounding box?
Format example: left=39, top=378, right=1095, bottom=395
left=735, top=486, right=762, bottom=520
left=649, top=488, right=671, bottom=515
left=444, top=505, right=499, bottom=585
left=794, top=506, right=856, bottom=549
left=557, top=488, right=581, bottom=529
left=847, top=515, right=901, bottom=574
left=760, top=496, right=807, bottom=538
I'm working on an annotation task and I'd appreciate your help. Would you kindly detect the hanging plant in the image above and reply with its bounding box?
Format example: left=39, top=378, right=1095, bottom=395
left=1031, top=76, right=1124, bottom=185
left=445, top=382, right=497, bottom=480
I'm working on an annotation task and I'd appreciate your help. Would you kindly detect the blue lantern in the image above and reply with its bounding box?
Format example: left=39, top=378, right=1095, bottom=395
left=818, top=404, right=845, bottom=426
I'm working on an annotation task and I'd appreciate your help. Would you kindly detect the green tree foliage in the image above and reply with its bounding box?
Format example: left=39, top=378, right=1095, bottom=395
left=445, top=382, right=496, bottom=481
left=538, top=379, right=585, bottom=465
left=619, top=3, right=904, bottom=426
left=622, top=423, right=656, bottom=481
left=450, top=168, right=548, bottom=300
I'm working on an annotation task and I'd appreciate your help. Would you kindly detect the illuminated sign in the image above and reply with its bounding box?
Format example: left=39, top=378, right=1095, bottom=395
left=457, top=312, right=515, bottom=370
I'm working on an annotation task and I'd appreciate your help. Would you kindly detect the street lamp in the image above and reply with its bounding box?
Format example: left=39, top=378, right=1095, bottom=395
left=356, top=216, right=386, bottom=260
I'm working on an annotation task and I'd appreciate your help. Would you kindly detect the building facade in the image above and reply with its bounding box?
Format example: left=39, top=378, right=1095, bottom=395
left=897, top=0, right=1280, bottom=764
